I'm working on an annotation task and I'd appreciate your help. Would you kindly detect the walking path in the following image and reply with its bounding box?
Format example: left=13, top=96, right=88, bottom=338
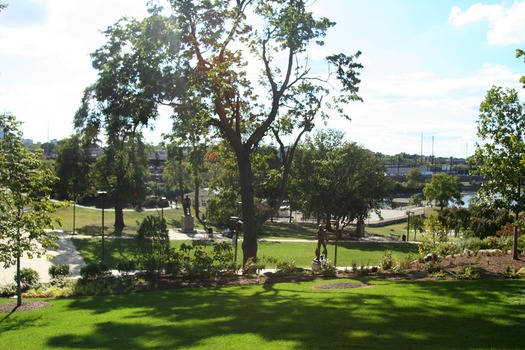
left=0, top=226, right=404, bottom=285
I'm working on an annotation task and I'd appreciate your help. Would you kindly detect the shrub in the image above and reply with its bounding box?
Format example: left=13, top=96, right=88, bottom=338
left=457, top=237, right=482, bottom=253
left=14, top=268, right=40, bottom=289
left=243, top=257, right=265, bottom=275
left=49, top=263, right=71, bottom=279
left=453, top=265, right=480, bottom=280
left=0, top=283, right=17, bottom=297
left=504, top=266, right=525, bottom=279
left=319, top=260, right=337, bottom=277
left=380, top=251, right=395, bottom=271
left=116, top=260, right=136, bottom=276
left=425, top=261, right=445, bottom=277
left=213, top=242, right=237, bottom=275
left=275, top=259, right=297, bottom=276
left=135, top=215, right=170, bottom=275
left=23, top=281, right=75, bottom=298
left=80, top=262, right=111, bottom=280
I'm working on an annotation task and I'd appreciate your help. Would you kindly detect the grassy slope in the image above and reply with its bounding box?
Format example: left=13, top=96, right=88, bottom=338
left=1, top=279, right=524, bottom=349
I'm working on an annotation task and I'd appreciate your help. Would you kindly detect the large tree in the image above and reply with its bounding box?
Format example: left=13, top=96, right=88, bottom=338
left=0, top=114, right=63, bottom=306
left=473, top=86, right=525, bottom=259
left=290, top=129, right=347, bottom=225
left=328, top=142, right=393, bottom=236
left=165, top=0, right=362, bottom=266
left=291, top=132, right=392, bottom=235
left=74, top=10, right=176, bottom=230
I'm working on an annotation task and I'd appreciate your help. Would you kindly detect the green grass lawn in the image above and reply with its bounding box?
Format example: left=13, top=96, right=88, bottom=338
left=1, top=279, right=524, bottom=349
left=73, top=237, right=418, bottom=269
left=53, top=205, right=418, bottom=239
left=51, top=205, right=201, bottom=236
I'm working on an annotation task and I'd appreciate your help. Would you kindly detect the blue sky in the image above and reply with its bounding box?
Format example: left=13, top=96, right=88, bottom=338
left=1, top=0, right=524, bottom=158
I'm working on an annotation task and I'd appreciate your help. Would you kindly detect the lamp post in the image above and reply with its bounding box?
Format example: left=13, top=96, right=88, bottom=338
left=161, top=196, right=166, bottom=219
left=98, top=191, right=108, bottom=262
left=406, top=210, right=413, bottom=241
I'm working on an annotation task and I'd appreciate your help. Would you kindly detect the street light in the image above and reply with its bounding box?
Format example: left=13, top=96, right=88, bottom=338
left=161, top=196, right=166, bottom=219
left=98, top=191, right=108, bottom=262
left=406, top=210, right=413, bottom=241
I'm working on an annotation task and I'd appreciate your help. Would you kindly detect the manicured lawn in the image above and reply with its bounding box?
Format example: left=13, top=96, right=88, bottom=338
left=52, top=205, right=417, bottom=240
left=73, top=237, right=419, bottom=269
left=51, top=205, right=195, bottom=236
left=1, top=279, right=524, bottom=349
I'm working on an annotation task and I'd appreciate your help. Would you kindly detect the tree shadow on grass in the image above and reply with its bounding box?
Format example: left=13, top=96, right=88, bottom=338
left=45, top=279, right=525, bottom=349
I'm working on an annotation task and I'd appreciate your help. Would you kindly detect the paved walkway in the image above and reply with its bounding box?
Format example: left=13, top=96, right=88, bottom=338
left=0, top=227, right=402, bottom=285
left=0, top=231, right=86, bottom=284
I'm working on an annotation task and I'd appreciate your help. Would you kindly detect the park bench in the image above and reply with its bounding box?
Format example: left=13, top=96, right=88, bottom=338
left=389, top=233, right=401, bottom=240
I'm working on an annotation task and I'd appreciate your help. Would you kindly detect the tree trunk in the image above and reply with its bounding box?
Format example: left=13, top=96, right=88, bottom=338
left=16, top=250, right=21, bottom=307
left=113, top=193, right=125, bottom=232
left=237, top=149, right=257, bottom=270
left=513, top=212, right=519, bottom=260
left=178, top=148, right=184, bottom=205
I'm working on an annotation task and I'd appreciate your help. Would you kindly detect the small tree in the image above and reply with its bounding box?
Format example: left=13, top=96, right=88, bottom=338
left=423, top=173, right=462, bottom=211
left=406, top=168, right=423, bottom=189
left=135, top=215, right=170, bottom=277
left=473, top=86, right=525, bottom=259
left=0, top=114, right=64, bottom=306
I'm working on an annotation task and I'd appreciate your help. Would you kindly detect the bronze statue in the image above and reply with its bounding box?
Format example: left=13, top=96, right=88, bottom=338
left=315, top=224, right=328, bottom=261
left=183, top=195, right=191, bottom=216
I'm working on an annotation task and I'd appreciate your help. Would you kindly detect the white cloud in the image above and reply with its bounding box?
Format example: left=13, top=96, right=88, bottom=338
left=332, top=63, right=523, bottom=157
left=449, top=1, right=525, bottom=45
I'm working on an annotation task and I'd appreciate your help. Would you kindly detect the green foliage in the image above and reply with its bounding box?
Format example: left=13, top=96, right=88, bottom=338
left=425, top=261, right=445, bottom=277
left=0, top=114, right=65, bottom=304
left=473, top=85, right=525, bottom=258
left=206, top=188, right=239, bottom=228
left=291, top=131, right=392, bottom=226
left=457, top=237, right=482, bottom=253
left=14, top=268, right=40, bottom=289
left=406, top=168, right=423, bottom=189
left=167, top=241, right=239, bottom=279
left=275, top=260, right=298, bottom=276
left=134, top=215, right=170, bottom=275
left=23, top=282, right=75, bottom=298
left=54, top=134, right=92, bottom=201
left=379, top=250, right=396, bottom=271
left=439, top=207, right=470, bottom=236
left=423, top=173, right=462, bottom=210
left=452, top=265, right=480, bottom=280
left=467, top=204, right=512, bottom=239
left=49, top=263, right=71, bottom=279
left=0, top=283, right=17, bottom=297
left=379, top=250, right=406, bottom=275
left=79, top=262, right=111, bottom=280
left=212, top=241, right=238, bottom=275
left=116, top=260, right=136, bottom=276
left=518, top=48, right=525, bottom=88
left=74, top=275, right=136, bottom=296
left=419, top=214, right=448, bottom=255
left=504, top=266, right=525, bottom=279
left=319, top=259, right=338, bottom=277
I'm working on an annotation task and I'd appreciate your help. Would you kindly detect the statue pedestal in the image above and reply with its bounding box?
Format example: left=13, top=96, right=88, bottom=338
left=181, top=215, right=195, bottom=233
left=312, top=259, right=321, bottom=272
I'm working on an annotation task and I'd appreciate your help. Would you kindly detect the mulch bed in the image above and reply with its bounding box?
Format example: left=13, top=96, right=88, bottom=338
left=0, top=301, right=51, bottom=314
left=2, top=253, right=524, bottom=313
